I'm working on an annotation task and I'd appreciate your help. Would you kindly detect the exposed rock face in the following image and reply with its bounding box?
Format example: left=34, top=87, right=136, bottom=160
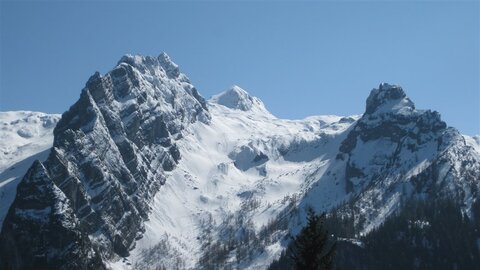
left=0, top=161, right=104, bottom=270
left=0, top=53, right=210, bottom=267
left=364, top=82, right=415, bottom=114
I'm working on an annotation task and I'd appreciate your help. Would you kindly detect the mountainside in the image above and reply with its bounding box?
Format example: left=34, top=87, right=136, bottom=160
left=0, top=111, right=60, bottom=229
left=1, top=53, right=209, bottom=269
left=301, top=83, right=480, bottom=234
left=0, top=53, right=479, bottom=270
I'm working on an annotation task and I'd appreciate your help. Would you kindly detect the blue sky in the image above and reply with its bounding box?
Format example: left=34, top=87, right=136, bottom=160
left=0, top=1, right=478, bottom=135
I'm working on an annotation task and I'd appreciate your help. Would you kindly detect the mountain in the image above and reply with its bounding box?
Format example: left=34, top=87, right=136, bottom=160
left=301, top=83, right=480, bottom=233
left=0, top=53, right=479, bottom=270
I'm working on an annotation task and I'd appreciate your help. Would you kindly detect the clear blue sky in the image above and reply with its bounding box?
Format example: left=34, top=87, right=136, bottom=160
left=1, top=1, right=479, bottom=135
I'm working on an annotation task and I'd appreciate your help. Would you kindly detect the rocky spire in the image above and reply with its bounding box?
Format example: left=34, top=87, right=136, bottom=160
left=365, top=83, right=415, bottom=115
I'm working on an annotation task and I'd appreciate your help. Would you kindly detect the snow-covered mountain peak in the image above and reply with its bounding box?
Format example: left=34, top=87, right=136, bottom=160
left=2, top=50, right=479, bottom=270
left=1, top=53, right=211, bottom=265
left=341, top=83, right=447, bottom=153
left=210, top=85, right=269, bottom=114
left=73, top=52, right=210, bottom=133
left=358, top=83, right=446, bottom=137
left=365, top=83, right=415, bottom=115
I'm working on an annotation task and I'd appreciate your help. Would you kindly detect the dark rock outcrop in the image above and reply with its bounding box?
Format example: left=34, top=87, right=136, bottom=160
left=0, top=161, right=104, bottom=270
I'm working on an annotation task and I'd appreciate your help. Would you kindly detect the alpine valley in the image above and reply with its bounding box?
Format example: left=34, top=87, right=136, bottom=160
left=1, top=53, right=479, bottom=270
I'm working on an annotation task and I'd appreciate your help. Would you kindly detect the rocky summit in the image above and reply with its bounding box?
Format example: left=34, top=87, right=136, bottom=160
left=0, top=54, right=479, bottom=270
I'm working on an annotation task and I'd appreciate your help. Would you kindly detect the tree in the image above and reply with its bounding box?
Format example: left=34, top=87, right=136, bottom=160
left=289, top=208, right=336, bottom=270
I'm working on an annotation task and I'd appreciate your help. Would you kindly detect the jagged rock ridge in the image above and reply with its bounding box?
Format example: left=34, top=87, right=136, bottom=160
left=1, top=53, right=209, bottom=268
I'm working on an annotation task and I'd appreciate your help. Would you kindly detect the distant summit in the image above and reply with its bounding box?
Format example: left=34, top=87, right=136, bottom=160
left=210, top=85, right=270, bottom=114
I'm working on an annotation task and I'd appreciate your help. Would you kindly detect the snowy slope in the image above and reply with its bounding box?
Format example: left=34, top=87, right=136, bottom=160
left=116, top=84, right=480, bottom=270
left=112, top=85, right=358, bottom=269
left=0, top=111, right=60, bottom=229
